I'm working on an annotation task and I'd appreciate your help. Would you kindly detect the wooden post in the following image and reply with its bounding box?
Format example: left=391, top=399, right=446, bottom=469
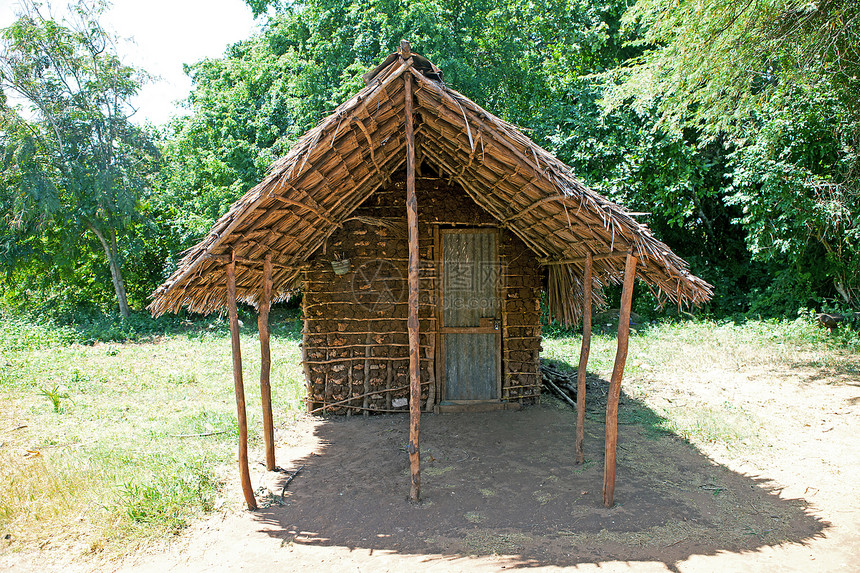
left=603, top=253, right=638, bottom=507
left=258, top=254, right=276, bottom=471
left=227, top=253, right=258, bottom=510
left=403, top=40, right=422, bottom=503
left=575, top=253, right=592, bottom=464
left=301, top=272, right=313, bottom=412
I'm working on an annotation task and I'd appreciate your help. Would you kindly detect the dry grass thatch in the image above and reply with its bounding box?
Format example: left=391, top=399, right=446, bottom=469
left=148, top=47, right=712, bottom=323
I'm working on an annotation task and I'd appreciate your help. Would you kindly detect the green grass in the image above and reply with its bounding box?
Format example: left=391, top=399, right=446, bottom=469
left=542, top=315, right=859, bottom=451
left=1, top=309, right=857, bottom=557
left=0, top=308, right=305, bottom=555
left=543, top=315, right=859, bottom=380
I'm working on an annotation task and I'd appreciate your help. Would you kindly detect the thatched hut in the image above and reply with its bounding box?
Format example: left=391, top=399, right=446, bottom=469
left=150, top=42, right=711, bottom=509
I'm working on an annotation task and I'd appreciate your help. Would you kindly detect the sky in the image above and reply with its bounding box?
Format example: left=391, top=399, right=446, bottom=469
left=0, top=0, right=261, bottom=126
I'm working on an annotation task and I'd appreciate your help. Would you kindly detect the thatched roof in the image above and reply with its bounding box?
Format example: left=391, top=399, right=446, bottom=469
left=149, top=47, right=712, bottom=321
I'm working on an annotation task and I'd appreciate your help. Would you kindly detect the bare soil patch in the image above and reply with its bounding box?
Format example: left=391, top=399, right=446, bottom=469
left=4, top=349, right=858, bottom=572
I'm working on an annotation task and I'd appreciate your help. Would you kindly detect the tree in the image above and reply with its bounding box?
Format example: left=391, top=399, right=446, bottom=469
left=163, top=0, right=631, bottom=238
left=0, top=0, right=158, bottom=316
left=603, top=0, right=859, bottom=134
left=603, top=0, right=860, bottom=309
left=727, top=82, right=860, bottom=309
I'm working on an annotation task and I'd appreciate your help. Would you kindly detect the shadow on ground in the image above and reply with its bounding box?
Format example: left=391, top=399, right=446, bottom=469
left=251, top=374, right=827, bottom=570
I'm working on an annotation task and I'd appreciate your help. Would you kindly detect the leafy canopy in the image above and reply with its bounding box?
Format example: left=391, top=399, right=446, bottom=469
left=0, top=0, right=160, bottom=315
left=162, top=0, right=628, bottom=236
left=602, top=0, right=860, bottom=309
left=604, top=0, right=860, bottom=135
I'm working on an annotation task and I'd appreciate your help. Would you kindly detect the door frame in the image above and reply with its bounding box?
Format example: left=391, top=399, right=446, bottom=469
left=434, top=226, right=503, bottom=403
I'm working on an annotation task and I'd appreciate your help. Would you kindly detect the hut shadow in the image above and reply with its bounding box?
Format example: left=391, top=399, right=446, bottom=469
left=251, top=378, right=828, bottom=570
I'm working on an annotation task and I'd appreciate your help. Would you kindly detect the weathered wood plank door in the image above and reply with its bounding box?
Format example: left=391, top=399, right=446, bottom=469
left=440, top=229, right=501, bottom=401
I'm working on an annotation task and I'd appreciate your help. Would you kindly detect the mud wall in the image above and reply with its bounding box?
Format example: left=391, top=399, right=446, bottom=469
left=303, top=170, right=541, bottom=413
left=500, top=230, right=542, bottom=402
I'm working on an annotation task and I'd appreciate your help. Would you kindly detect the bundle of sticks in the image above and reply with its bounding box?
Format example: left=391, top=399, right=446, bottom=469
left=540, top=360, right=578, bottom=408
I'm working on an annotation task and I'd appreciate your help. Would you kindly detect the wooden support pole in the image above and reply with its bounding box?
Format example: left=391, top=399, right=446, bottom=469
left=227, top=254, right=257, bottom=510
left=403, top=40, right=422, bottom=503
left=259, top=254, right=275, bottom=471
left=575, top=252, right=592, bottom=464
left=603, top=253, right=638, bottom=508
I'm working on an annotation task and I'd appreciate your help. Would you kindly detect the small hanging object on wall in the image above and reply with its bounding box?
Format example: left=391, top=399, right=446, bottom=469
left=331, top=253, right=351, bottom=275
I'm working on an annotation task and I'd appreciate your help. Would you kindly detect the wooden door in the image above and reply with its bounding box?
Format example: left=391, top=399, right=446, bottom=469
left=440, top=229, right=501, bottom=401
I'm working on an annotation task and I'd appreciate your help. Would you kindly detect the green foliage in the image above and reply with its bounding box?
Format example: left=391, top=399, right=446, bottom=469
left=0, top=306, right=189, bottom=349
left=602, top=0, right=860, bottom=311
left=727, top=82, right=860, bottom=307
left=0, top=0, right=161, bottom=316
left=605, top=0, right=860, bottom=135
left=162, top=0, right=631, bottom=247
left=121, top=454, right=221, bottom=533
left=38, top=384, right=72, bottom=413
left=744, top=267, right=819, bottom=318
left=0, top=312, right=78, bottom=350
left=0, top=300, right=300, bottom=353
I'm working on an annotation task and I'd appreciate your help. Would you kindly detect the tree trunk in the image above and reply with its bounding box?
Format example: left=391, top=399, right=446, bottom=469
left=87, top=222, right=130, bottom=317
left=834, top=280, right=858, bottom=308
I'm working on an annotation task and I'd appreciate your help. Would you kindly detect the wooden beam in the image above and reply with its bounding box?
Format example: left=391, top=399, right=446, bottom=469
left=204, top=252, right=303, bottom=272
left=502, top=194, right=567, bottom=223
left=405, top=62, right=422, bottom=503
left=353, top=117, right=383, bottom=176
left=539, top=251, right=632, bottom=266
left=575, top=252, right=592, bottom=464
left=227, top=254, right=257, bottom=510
left=301, top=271, right=313, bottom=412
left=409, top=68, right=548, bottom=183
left=603, top=253, right=638, bottom=507
left=259, top=254, right=275, bottom=471
left=269, top=195, right=338, bottom=226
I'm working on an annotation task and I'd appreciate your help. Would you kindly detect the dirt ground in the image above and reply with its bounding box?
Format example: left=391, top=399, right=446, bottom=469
left=5, top=359, right=859, bottom=572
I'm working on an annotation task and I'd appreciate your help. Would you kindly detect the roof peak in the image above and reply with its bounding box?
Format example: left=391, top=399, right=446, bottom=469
left=399, top=39, right=411, bottom=59
left=362, top=42, right=444, bottom=86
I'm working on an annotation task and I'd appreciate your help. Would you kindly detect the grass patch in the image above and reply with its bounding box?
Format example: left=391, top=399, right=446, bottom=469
left=37, top=384, right=73, bottom=413
left=2, top=310, right=855, bottom=558
left=0, top=448, right=101, bottom=547
left=542, top=316, right=857, bottom=452
left=619, top=399, right=758, bottom=449
left=120, top=453, right=222, bottom=534
left=463, top=529, right=534, bottom=554
left=543, top=315, right=858, bottom=375
left=421, top=465, right=454, bottom=477
left=0, top=308, right=305, bottom=556
left=655, top=402, right=760, bottom=449
left=464, top=511, right=485, bottom=523
left=618, top=404, right=674, bottom=439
